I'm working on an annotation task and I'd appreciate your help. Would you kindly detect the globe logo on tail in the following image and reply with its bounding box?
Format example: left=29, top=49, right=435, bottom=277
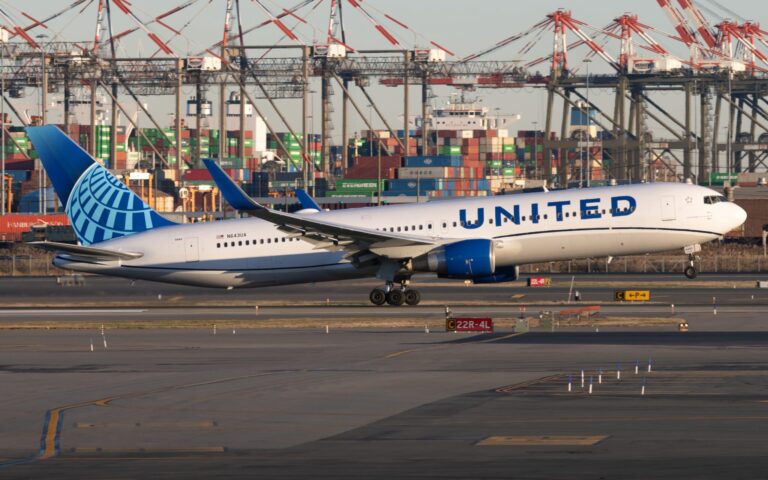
left=66, top=164, right=163, bottom=245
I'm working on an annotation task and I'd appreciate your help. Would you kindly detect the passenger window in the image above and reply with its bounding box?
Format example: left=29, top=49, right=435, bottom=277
left=224, top=242, right=228, bottom=247
left=282, top=238, right=286, bottom=242
left=453, top=222, right=458, bottom=227
left=397, top=226, right=401, bottom=232
left=260, top=239, right=264, bottom=244
left=238, top=241, right=243, bottom=246
left=245, top=240, right=250, bottom=246
left=404, top=226, right=409, bottom=231
left=217, top=243, right=221, bottom=248
left=442, top=222, right=447, bottom=228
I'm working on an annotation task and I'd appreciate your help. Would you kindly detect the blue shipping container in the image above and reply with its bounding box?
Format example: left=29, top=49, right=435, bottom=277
left=403, top=155, right=464, bottom=168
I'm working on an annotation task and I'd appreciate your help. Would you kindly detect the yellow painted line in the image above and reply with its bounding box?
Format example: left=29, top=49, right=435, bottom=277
left=37, top=372, right=277, bottom=462
left=41, top=409, right=60, bottom=459
left=385, top=344, right=448, bottom=359
left=477, top=435, right=609, bottom=446
left=510, top=294, right=526, bottom=299
left=386, top=348, right=418, bottom=358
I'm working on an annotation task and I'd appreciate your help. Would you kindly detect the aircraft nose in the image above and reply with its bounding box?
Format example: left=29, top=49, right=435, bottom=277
left=730, top=202, right=747, bottom=230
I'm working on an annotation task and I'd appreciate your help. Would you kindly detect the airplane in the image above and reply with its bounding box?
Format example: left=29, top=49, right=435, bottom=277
left=26, top=125, right=746, bottom=306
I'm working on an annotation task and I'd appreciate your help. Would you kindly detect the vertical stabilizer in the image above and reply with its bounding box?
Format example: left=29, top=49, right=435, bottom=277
left=27, top=125, right=174, bottom=245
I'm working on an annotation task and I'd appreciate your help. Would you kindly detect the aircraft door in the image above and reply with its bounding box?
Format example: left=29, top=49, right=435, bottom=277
left=184, top=237, right=200, bottom=262
left=661, top=196, right=676, bottom=221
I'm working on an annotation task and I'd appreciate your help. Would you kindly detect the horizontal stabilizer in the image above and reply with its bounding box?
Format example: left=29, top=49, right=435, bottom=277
left=28, top=241, right=144, bottom=261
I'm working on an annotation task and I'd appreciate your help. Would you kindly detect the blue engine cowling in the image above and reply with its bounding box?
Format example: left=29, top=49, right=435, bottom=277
left=413, top=239, right=495, bottom=279
left=470, top=265, right=519, bottom=284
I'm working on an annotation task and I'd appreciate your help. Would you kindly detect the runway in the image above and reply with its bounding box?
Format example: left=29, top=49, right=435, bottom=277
left=1, top=274, right=768, bottom=478
left=2, top=273, right=768, bottom=307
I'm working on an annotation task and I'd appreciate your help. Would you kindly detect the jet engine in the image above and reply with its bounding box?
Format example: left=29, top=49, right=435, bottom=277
left=413, top=239, right=495, bottom=279
left=470, top=265, right=518, bottom=283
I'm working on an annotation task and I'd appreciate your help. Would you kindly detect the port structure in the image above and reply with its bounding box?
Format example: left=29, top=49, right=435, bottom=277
left=1, top=0, right=768, bottom=190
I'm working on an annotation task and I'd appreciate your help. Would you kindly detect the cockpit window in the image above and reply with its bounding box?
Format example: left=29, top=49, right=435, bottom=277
left=704, top=195, right=727, bottom=204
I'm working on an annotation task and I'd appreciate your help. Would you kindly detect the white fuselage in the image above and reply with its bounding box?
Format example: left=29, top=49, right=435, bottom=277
left=53, top=183, right=746, bottom=288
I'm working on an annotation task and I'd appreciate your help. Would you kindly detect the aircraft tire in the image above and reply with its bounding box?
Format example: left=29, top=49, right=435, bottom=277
left=386, top=289, right=405, bottom=306
left=404, top=289, right=421, bottom=306
left=370, top=288, right=387, bottom=305
left=684, top=266, right=697, bottom=279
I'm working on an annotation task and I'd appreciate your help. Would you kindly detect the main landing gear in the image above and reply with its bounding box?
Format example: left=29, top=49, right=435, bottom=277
left=369, top=281, right=421, bottom=306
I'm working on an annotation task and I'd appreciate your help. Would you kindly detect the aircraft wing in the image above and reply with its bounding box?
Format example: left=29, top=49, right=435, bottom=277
left=203, top=159, right=441, bottom=258
left=28, top=241, right=144, bottom=261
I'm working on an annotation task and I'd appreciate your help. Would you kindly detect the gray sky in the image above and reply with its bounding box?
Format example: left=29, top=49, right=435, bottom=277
left=7, top=0, right=767, bottom=140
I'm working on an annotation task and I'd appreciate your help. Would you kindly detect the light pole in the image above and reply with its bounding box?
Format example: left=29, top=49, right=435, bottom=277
left=532, top=120, right=538, bottom=180
left=584, top=58, right=591, bottom=188
left=37, top=34, right=48, bottom=213
left=1, top=33, right=5, bottom=215
left=726, top=71, right=733, bottom=184
left=368, top=104, right=381, bottom=206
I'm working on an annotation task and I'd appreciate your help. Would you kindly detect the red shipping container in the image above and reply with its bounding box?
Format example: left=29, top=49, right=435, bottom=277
left=184, top=169, right=213, bottom=181
left=228, top=130, right=254, bottom=139
left=0, top=213, right=70, bottom=241
left=437, top=130, right=459, bottom=138
left=6, top=160, right=35, bottom=170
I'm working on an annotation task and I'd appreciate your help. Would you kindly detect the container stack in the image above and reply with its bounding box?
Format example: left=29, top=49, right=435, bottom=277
left=266, top=133, right=321, bottom=171
left=327, top=179, right=386, bottom=198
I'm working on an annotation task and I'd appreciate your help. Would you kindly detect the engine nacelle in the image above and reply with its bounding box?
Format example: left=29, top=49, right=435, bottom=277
left=471, top=265, right=519, bottom=284
left=413, top=239, right=495, bottom=279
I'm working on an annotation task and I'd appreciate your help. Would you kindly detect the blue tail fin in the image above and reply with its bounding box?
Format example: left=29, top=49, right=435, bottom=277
left=27, top=125, right=174, bottom=245
left=295, top=189, right=321, bottom=211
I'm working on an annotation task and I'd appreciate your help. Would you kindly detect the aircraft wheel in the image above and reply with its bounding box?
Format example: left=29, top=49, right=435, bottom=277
left=386, top=289, right=405, bottom=306
left=404, top=289, right=421, bottom=306
left=684, top=265, right=697, bottom=279
left=369, top=288, right=387, bottom=306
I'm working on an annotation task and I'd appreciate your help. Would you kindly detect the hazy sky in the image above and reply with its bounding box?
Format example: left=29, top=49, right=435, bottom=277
left=6, top=0, right=767, bottom=140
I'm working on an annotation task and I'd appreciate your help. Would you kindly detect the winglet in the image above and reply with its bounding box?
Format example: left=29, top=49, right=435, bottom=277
left=295, top=189, right=321, bottom=211
left=202, top=159, right=263, bottom=211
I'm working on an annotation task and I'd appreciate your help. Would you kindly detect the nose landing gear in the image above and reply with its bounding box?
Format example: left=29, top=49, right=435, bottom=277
left=369, top=281, right=421, bottom=306
left=683, top=244, right=701, bottom=279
